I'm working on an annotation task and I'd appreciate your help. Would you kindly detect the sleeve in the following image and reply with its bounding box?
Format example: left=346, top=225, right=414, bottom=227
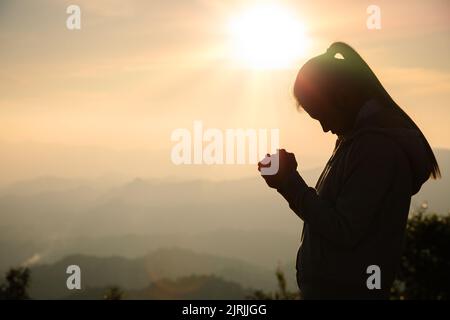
left=276, top=134, right=398, bottom=249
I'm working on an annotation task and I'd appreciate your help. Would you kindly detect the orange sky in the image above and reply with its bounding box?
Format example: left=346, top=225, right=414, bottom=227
left=0, top=0, right=449, bottom=184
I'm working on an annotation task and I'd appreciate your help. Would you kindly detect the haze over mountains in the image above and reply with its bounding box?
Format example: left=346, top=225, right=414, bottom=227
left=0, top=173, right=303, bottom=272
left=0, top=148, right=447, bottom=298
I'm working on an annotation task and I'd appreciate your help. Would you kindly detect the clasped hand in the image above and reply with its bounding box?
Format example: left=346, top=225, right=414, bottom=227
left=257, top=149, right=298, bottom=189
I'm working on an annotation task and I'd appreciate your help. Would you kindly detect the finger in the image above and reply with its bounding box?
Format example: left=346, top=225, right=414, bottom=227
left=259, top=161, right=271, bottom=168
left=259, top=155, right=271, bottom=165
left=259, top=154, right=270, bottom=163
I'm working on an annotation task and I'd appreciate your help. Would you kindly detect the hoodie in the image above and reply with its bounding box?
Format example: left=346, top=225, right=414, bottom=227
left=277, top=99, right=433, bottom=299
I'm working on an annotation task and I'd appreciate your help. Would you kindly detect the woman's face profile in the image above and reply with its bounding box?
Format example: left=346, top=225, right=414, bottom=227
left=301, top=94, right=350, bottom=136
left=296, top=58, right=363, bottom=136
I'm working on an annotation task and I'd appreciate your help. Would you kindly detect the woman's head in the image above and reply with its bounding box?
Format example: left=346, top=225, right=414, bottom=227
left=293, top=42, right=374, bottom=135
left=293, top=42, right=440, bottom=179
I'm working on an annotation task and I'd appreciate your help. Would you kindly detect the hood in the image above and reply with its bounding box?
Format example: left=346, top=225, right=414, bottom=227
left=343, top=99, right=433, bottom=195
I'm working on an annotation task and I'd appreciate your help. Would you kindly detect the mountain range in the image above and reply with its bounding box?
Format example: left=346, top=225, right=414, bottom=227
left=29, top=247, right=277, bottom=299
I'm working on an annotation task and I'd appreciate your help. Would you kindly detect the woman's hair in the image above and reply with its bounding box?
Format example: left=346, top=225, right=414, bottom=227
left=293, top=42, right=440, bottom=179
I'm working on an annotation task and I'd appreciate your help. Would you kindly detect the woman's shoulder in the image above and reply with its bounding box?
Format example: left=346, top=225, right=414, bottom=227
left=344, top=130, right=408, bottom=170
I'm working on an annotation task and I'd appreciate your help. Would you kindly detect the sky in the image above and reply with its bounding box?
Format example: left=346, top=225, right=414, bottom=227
left=0, top=0, right=449, bottom=184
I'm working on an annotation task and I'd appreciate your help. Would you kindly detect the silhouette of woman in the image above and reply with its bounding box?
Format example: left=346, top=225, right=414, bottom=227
left=258, top=42, right=440, bottom=299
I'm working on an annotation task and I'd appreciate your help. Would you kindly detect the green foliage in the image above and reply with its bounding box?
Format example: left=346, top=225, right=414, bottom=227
left=247, top=267, right=300, bottom=300
left=0, top=267, right=31, bottom=300
left=391, top=209, right=450, bottom=300
left=104, top=286, right=124, bottom=300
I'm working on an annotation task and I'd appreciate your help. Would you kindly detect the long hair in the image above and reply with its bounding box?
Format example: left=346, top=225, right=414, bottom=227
left=293, top=42, right=440, bottom=179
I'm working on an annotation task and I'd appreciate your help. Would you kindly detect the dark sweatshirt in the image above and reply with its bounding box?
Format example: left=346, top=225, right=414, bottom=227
left=277, top=99, right=433, bottom=299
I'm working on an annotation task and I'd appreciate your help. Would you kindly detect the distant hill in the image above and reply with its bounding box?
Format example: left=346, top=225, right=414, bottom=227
left=126, top=275, right=250, bottom=300
left=64, top=275, right=250, bottom=300
left=28, top=248, right=277, bottom=299
left=0, top=171, right=306, bottom=272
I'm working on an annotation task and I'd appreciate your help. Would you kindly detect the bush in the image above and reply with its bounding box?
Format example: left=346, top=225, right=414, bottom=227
left=391, top=209, right=450, bottom=300
left=0, top=267, right=31, bottom=300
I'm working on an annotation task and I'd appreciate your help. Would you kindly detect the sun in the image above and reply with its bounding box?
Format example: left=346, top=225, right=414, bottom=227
left=227, top=3, right=310, bottom=70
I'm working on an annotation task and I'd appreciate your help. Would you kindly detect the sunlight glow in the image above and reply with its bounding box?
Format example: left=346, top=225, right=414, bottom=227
left=227, top=3, right=310, bottom=70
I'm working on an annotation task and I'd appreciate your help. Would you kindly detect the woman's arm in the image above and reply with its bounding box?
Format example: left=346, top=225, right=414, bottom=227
left=277, top=133, right=399, bottom=249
